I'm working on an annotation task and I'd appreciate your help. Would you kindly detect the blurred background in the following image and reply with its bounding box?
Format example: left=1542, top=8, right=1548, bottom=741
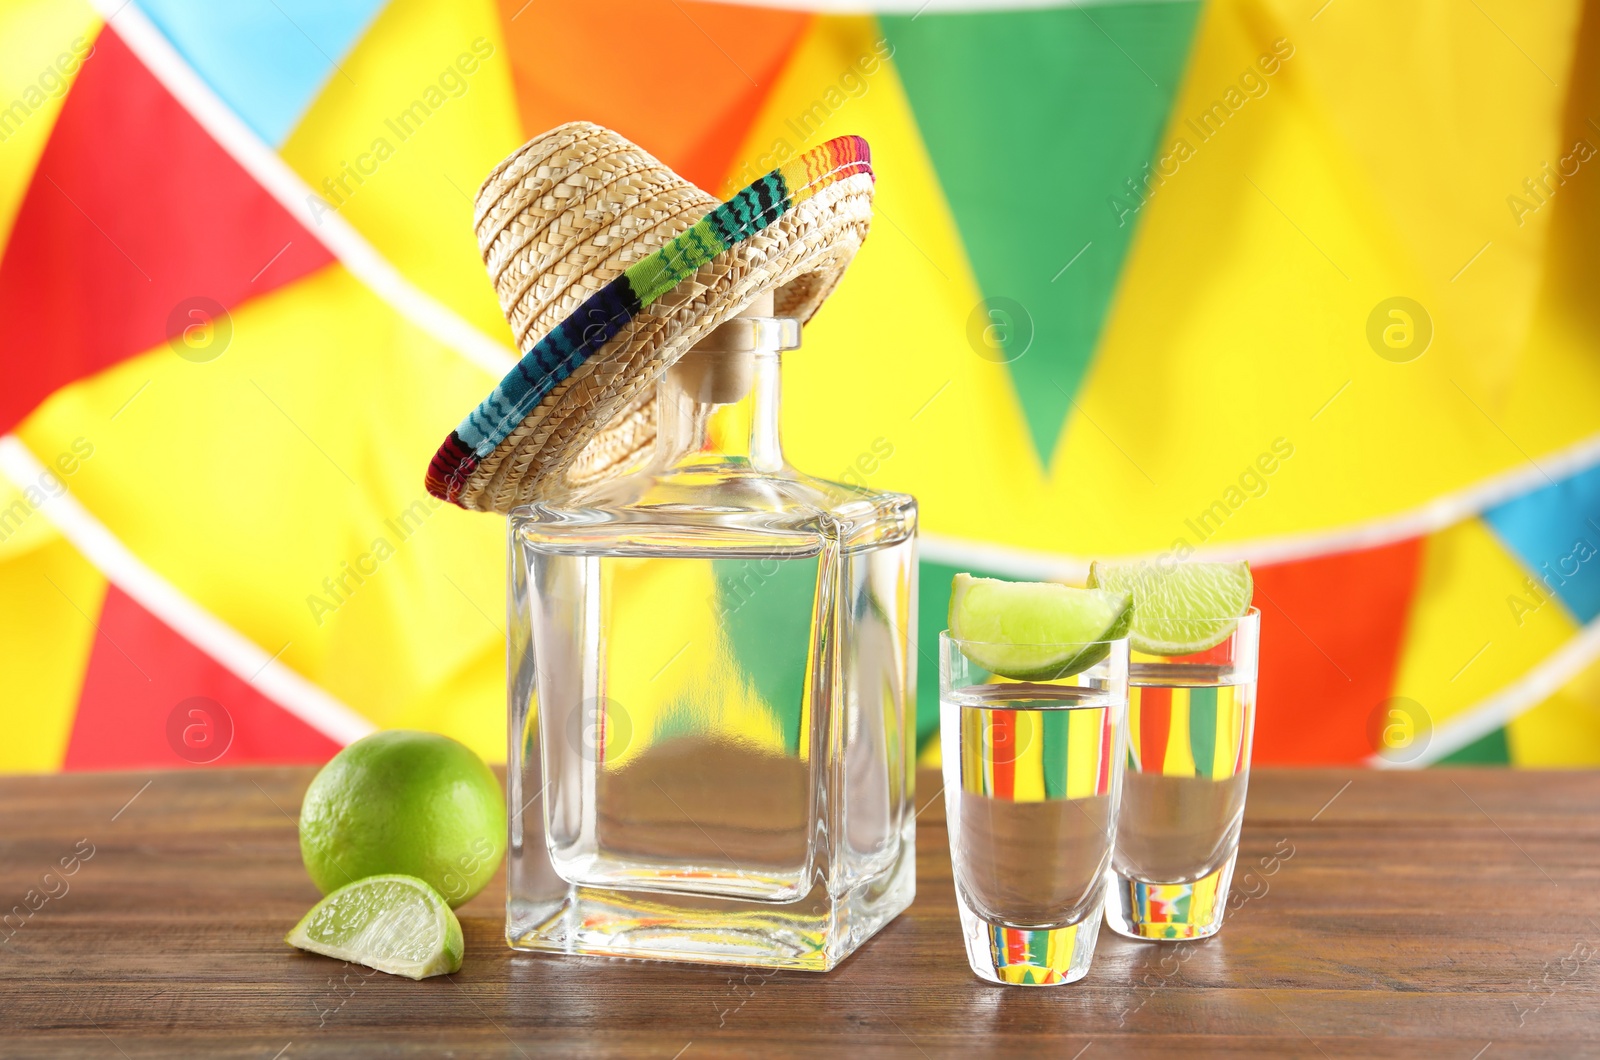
left=2, top=0, right=1598, bottom=773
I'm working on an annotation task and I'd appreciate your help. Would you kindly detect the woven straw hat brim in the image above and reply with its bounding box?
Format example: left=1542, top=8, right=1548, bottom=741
left=425, top=122, right=874, bottom=513
left=464, top=184, right=869, bottom=512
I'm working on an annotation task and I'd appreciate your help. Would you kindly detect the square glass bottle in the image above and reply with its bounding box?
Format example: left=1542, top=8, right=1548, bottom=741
left=505, top=303, right=918, bottom=970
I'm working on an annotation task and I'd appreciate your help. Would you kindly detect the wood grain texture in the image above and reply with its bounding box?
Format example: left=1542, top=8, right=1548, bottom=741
left=1, top=767, right=1597, bottom=1058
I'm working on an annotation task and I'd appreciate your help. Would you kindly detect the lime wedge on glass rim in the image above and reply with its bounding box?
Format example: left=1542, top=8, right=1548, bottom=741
left=285, top=874, right=463, bottom=980
left=948, top=573, right=1132, bottom=679
left=1087, top=560, right=1253, bottom=656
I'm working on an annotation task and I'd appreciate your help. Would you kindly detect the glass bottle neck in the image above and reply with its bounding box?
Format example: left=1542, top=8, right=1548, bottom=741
left=660, top=319, right=796, bottom=474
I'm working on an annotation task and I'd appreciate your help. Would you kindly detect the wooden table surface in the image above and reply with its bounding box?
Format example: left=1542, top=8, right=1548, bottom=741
left=2, top=766, right=1598, bottom=1058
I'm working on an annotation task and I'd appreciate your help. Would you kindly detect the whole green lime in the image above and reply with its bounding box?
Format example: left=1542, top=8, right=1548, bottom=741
left=298, top=731, right=506, bottom=908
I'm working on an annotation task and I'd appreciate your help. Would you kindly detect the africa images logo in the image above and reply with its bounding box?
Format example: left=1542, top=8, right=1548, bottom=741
left=165, top=697, right=234, bottom=764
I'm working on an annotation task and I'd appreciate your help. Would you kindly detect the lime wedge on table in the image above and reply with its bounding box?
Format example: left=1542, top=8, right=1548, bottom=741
left=948, top=574, right=1132, bottom=679
left=1087, top=560, right=1253, bottom=656
left=286, top=874, right=463, bottom=980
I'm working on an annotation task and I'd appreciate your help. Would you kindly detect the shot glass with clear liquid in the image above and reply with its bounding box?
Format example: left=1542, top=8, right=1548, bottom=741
left=1104, top=609, right=1259, bottom=942
left=939, top=632, right=1129, bottom=986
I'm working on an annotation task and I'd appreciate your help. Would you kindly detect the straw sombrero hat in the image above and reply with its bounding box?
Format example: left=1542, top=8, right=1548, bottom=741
left=424, top=121, right=875, bottom=512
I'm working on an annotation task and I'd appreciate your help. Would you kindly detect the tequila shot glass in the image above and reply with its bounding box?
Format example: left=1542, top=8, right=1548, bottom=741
left=1104, top=609, right=1259, bottom=942
left=939, top=632, right=1129, bottom=985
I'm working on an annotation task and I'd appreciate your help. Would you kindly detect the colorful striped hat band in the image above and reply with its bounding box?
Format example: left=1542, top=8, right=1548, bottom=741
left=426, top=130, right=874, bottom=511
